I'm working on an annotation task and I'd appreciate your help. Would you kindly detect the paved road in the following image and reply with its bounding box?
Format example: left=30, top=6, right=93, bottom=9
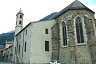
left=0, top=62, right=16, bottom=64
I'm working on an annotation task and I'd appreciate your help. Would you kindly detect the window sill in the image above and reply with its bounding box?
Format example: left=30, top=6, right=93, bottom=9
left=77, top=43, right=86, bottom=46
left=63, top=46, right=68, bottom=48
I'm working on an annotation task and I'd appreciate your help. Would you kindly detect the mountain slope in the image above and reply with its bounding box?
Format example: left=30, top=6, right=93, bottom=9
left=39, top=12, right=57, bottom=21
left=0, top=31, right=15, bottom=45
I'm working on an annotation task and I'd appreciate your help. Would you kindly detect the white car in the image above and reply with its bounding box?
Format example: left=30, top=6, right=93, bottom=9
left=50, top=60, right=61, bottom=64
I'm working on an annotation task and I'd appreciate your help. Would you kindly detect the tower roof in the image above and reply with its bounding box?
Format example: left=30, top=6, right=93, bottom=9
left=50, top=0, right=94, bottom=19
left=16, top=8, right=24, bottom=16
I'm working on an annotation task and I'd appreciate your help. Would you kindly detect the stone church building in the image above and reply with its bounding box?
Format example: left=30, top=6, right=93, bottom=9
left=1, top=0, right=96, bottom=64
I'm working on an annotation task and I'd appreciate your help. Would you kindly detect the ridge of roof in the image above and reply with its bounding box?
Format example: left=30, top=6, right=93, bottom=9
left=50, top=0, right=94, bottom=19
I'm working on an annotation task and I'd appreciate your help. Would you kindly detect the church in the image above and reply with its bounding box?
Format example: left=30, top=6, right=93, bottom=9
left=0, top=0, right=96, bottom=64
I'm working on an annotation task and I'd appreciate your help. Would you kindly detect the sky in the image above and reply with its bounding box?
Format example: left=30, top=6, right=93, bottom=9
left=0, top=0, right=96, bottom=34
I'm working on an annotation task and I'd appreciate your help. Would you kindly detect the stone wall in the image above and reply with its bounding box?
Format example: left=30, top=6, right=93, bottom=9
left=84, top=15, right=96, bottom=64
left=51, top=23, right=59, bottom=60
left=55, top=9, right=95, bottom=64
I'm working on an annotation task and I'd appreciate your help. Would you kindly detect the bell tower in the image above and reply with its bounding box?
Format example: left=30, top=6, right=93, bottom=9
left=15, top=8, right=24, bottom=35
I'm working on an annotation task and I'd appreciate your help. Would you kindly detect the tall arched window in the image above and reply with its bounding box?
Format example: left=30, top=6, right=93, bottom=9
left=75, top=17, right=84, bottom=43
left=62, top=21, right=67, bottom=46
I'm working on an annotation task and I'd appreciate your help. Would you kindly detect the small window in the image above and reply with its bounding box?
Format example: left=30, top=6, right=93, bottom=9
left=17, top=42, right=18, bottom=51
left=22, top=42, right=24, bottom=57
left=25, top=30, right=27, bottom=35
left=19, top=45, right=20, bottom=53
left=16, top=37, right=18, bottom=42
left=45, top=29, right=48, bottom=34
left=45, top=41, right=49, bottom=51
left=15, top=47, right=16, bottom=54
left=20, top=15, right=22, bottom=18
left=19, top=21, right=22, bottom=24
left=24, top=42, right=26, bottom=52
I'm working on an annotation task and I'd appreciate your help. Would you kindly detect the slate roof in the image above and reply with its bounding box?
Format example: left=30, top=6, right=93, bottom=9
left=50, top=0, right=94, bottom=19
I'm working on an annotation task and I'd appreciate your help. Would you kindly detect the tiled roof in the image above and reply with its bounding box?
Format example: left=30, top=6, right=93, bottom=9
left=50, top=0, right=94, bottom=19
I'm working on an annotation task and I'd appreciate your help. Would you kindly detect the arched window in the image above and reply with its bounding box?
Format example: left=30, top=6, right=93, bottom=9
left=19, top=21, right=22, bottom=24
left=20, top=15, right=22, bottom=18
left=75, top=17, right=84, bottom=43
left=62, top=21, right=67, bottom=46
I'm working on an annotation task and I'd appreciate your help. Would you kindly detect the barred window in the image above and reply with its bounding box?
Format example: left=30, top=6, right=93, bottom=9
left=15, top=47, right=16, bottom=54
left=45, top=29, right=48, bottom=34
left=62, top=22, right=67, bottom=46
left=75, top=17, right=84, bottom=43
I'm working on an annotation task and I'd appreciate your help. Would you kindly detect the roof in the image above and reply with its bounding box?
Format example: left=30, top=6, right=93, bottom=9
left=50, top=0, right=95, bottom=19
left=16, top=8, right=24, bottom=16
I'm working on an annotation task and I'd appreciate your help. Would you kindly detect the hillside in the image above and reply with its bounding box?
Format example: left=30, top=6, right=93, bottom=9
left=0, top=31, right=15, bottom=45
left=39, top=12, right=57, bottom=21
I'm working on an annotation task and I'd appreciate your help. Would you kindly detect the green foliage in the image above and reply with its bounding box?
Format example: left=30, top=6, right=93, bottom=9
left=0, top=32, right=15, bottom=45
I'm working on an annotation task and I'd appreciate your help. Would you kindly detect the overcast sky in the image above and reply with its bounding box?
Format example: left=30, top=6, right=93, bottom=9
left=0, top=0, right=96, bottom=34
